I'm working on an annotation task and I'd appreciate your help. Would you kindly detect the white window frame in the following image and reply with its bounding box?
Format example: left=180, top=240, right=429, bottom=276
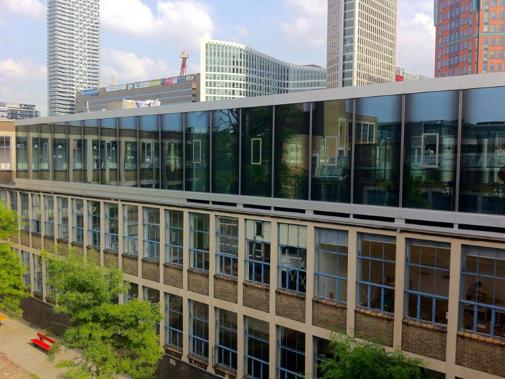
left=251, top=138, right=262, bottom=165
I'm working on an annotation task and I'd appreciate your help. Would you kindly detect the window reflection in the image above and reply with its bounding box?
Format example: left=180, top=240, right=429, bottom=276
left=461, top=87, right=505, bottom=214
left=53, top=122, right=68, bottom=181
left=212, top=109, right=239, bottom=194
left=69, top=120, right=84, bottom=183
left=84, top=119, right=99, bottom=184
left=404, top=91, right=458, bottom=211
left=120, top=117, right=137, bottom=187
left=274, top=103, right=310, bottom=200
left=100, top=118, right=118, bottom=185
left=185, top=112, right=209, bottom=192
left=161, top=113, right=183, bottom=190
left=354, top=96, right=401, bottom=207
left=312, top=100, right=352, bottom=202
left=140, top=115, right=160, bottom=188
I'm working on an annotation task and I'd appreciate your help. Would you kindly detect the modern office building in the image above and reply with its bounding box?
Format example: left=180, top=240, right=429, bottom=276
left=200, top=39, right=326, bottom=101
left=47, top=0, right=100, bottom=115
left=395, top=67, right=429, bottom=82
left=435, top=0, right=505, bottom=77
left=326, top=0, right=398, bottom=88
left=0, top=103, right=40, bottom=120
left=6, top=73, right=505, bottom=379
left=75, top=74, right=201, bottom=113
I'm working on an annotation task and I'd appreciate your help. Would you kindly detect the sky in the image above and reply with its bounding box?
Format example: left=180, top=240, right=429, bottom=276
left=0, top=0, right=435, bottom=116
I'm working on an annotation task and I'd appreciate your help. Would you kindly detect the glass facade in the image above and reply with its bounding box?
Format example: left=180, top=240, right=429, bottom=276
left=120, top=116, right=137, bottom=187
left=140, top=115, right=160, bottom=189
left=161, top=113, right=183, bottom=190
left=212, top=109, right=239, bottom=194
left=186, top=112, right=209, bottom=192
left=100, top=118, right=118, bottom=185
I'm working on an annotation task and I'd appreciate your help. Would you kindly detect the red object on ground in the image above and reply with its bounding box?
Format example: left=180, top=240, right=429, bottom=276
left=31, top=332, right=55, bottom=352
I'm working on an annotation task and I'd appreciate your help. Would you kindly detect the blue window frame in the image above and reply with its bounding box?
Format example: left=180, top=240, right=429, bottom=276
left=165, top=210, right=183, bottom=265
left=165, top=293, right=183, bottom=350
left=43, top=195, right=54, bottom=237
left=33, top=254, right=43, bottom=295
left=190, top=301, right=209, bottom=360
left=245, top=220, right=271, bottom=285
left=21, top=251, right=30, bottom=288
left=123, top=205, right=138, bottom=256
left=31, top=194, right=41, bottom=234
left=215, top=309, right=237, bottom=371
left=277, top=326, right=305, bottom=379
left=190, top=213, right=209, bottom=272
left=105, top=203, right=119, bottom=253
left=278, top=224, right=307, bottom=294
left=143, top=207, right=160, bottom=261
left=88, top=201, right=100, bottom=249
left=73, top=199, right=84, bottom=243
left=216, top=216, right=238, bottom=278
left=460, top=245, right=505, bottom=338
left=245, top=317, right=269, bottom=379
left=9, top=190, right=17, bottom=212
left=57, top=197, right=68, bottom=241
left=405, top=239, right=450, bottom=326
left=357, top=234, right=396, bottom=314
left=315, top=228, right=348, bottom=303
left=313, top=337, right=331, bottom=379
left=20, top=192, right=29, bottom=232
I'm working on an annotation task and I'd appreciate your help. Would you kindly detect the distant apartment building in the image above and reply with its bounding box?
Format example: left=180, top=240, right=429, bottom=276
left=327, top=0, right=398, bottom=87
left=0, top=103, right=40, bottom=120
left=76, top=74, right=200, bottom=113
left=200, top=39, right=326, bottom=101
left=435, top=0, right=505, bottom=77
left=47, top=0, right=99, bottom=115
left=395, top=67, right=429, bottom=81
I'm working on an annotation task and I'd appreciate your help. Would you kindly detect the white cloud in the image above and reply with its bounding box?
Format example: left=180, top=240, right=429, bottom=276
left=101, top=49, right=174, bottom=84
left=397, top=0, right=435, bottom=77
left=0, top=58, right=47, bottom=115
left=1, top=0, right=45, bottom=18
left=101, top=0, right=213, bottom=50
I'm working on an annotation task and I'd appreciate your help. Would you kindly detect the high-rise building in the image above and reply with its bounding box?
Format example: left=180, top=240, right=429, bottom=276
left=435, top=0, right=505, bottom=78
left=47, top=0, right=100, bottom=116
left=201, top=40, right=326, bottom=101
left=326, top=0, right=398, bottom=88
left=0, top=103, right=40, bottom=120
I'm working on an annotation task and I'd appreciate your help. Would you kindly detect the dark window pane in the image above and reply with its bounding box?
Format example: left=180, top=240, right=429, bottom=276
left=404, top=91, right=458, bottom=210
left=161, top=113, right=183, bottom=190
left=186, top=112, right=209, bottom=192
left=120, top=117, right=137, bottom=187
left=354, top=96, right=401, bottom=206
left=213, top=109, right=239, bottom=194
left=140, top=115, right=160, bottom=188
left=100, top=118, right=118, bottom=185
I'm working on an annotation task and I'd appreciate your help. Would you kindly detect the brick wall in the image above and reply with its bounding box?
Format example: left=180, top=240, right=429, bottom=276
left=276, top=290, right=306, bottom=323
left=188, top=270, right=209, bottom=296
left=142, top=260, right=160, bottom=282
left=69, top=242, right=82, bottom=255
left=164, top=264, right=183, bottom=288
left=32, top=234, right=42, bottom=249
left=44, top=238, right=55, bottom=253
left=401, top=320, right=447, bottom=361
left=122, top=255, right=139, bottom=276
left=456, top=333, right=505, bottom=377
left=20, top=231, right=30, bottom=247
left=312, top=299, right=347, bottom=332
left=354, top=309, right=394, bottom=347
left=243, top=282, right=270, bottom=313
left=104, top=251, right=118, bottom=269
left=87, top=248, right=100, bottom=264
left=214, top=276, right=238, bottom=304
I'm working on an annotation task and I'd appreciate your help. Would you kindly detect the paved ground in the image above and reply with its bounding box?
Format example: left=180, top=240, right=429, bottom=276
left=0, top=313, right=75, bottom=379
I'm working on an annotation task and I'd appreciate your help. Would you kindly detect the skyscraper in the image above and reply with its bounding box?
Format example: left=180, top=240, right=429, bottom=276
left=435, top=0, right=505, bottom=77
left=47, top=0, right=99, bottom=116
left=326, top=0, right=398, bottom=88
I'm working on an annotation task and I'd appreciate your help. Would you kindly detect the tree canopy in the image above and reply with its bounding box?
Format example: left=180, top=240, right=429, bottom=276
left=0, top=203, right=26, bottom=315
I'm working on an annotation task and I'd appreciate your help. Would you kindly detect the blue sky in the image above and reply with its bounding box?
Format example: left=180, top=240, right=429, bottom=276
left=0, top=0, right=435, bottom=115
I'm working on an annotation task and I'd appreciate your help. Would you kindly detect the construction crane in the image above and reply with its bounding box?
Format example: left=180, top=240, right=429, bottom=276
left=180, top=52, right=189, bottom=76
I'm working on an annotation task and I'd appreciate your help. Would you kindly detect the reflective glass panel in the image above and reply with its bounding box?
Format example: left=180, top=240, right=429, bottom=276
left=354, top=96, right=402, bottom=206
left=185, top=112, right=209, bottom=192
left=84, top=119, right=99, bottom=184
left=212, top=109, right=239, bottom=194
left=69, top=121, right=84, bottom=182
left=39, top=124, right=51, bottom=180
left=140, top=115, right=160, bottom=188
left=120, top=117, right=137, bottom=187
left=100, top=118, right=118, bottom=185
left=53, top=122, right=68, bottom=181
left=161, top=113, right=183, bottom=190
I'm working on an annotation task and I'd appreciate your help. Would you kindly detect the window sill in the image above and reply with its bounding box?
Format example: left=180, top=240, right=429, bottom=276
left=402, top=318, right=447, bottom=333
left=43, top=234, right=54, bottom=239
left=276, top=288, right=306, bottom=299
left=163, top=262, right=183, bottom=270
left=86, top=245, right=100, bottom=250
left=187, top=353, right=208, bottom=368
left=213, top=363, right=237, bottom=376
left=458, top=330, right=505, bottom=346
left=103, top=249, right=118, bottom=255
left=31, top=232, right=41, bottom=237
left=142, top=257, right=160, bottom=264
left=214, top=273, right=238, bottom=283
left=70, top=241, right=82, bottom=247
left=313, top=297, right=346, bottom=309
left=188, top=267, right=209, bottom=276
left=355, top=307, right=394, bottom=321
left=164, top=344, right=183, bottom=358
left=243, top=280, right=270, bottom=291
left=57, top=238, right=69, bottom=244
left=122, top=253, right=138, bottom=259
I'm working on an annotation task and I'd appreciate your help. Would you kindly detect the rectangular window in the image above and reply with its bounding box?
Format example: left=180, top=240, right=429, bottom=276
left=72, top=199, right=84, bottom=243
left=33, top=254, right=43, bottom=295
left=165, top=293, right=183, bottom=350
left=124, top=141, right=137, bottom=171
left=251, top=138, right=262, bottom=165
left=44, top=196, right=54, bottom=238
left=0, top=136, right=11, bottom=170
left=88, top=201, right=100, bottom=249
left=31, top=194, right=41, bottom=234
left=57, top=197, right=68, bottom=241
left=21, top=251, right=30, bottom=289
left=126, top=282, right=138, bottom=302
left=189, top=301, right=209, bottom=360
left=123, top=205, right=138, bottom=256
left=357, top=234, right=396, bottom=314
left=165, top=210, right=183, bottom=265
left=9, top=190, right=17, bottom=212
left=16, top=137, right=28, bottom=171
left=20, top=192, right=29, bottom=232
left=72, top=140, right=85, bottom=170
left=406, top=240, right=450, bottom=325
left=313, top=337, right=331, bottom=379
left=105, top=203, right=119, bottom=253
left=246, top=220, right=271, bottom=285
left=245, top=317, right=269, bottom=379
left=315, top=228, right=348, bottom=303
left=216, top=216, right=239, bottom=277
left=190, top=213, right=209, bottom=272
left=215, top=309, right=237, bottom=371
left=53, top=138, right=68, bottom=172
left=421, top=133, right=439, bottom=168
left=460, top=246, right=505, bottom=338
left=278, top=224, right=307, bottom=293
left=277, top=327, right=305, bottom=379
left=143, top=208, right=160, bottom=261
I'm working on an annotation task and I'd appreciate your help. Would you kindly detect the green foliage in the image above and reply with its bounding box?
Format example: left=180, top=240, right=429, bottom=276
left=0, top=203, right=26, bottom=315
left=322, top=335, right=423, bottom=379
left=46, top=253, right=162, bottom=379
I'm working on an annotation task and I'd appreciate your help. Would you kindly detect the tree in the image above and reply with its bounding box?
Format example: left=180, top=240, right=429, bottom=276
left=0, top=203, right=27, bottom=315
left=321, top=335, right=424, bottom=379
left=46, top=252, right=162, bottom=379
